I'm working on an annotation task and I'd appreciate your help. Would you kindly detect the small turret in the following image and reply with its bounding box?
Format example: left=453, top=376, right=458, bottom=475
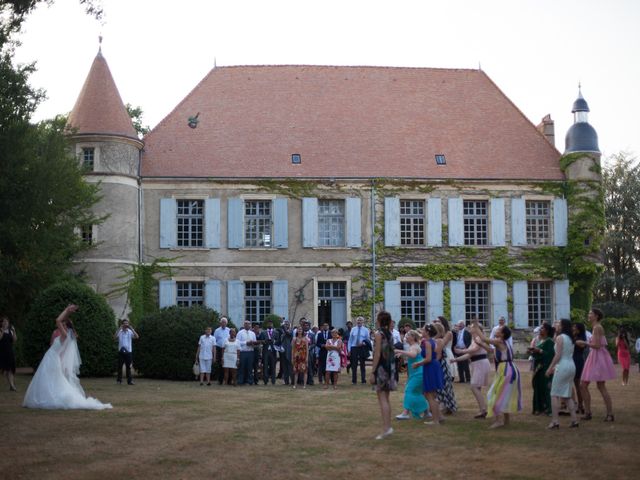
left=564, top=87, right=599, bottom=154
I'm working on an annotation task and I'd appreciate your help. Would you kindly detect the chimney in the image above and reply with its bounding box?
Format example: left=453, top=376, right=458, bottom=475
left=537, top=114, right=555, bottom=147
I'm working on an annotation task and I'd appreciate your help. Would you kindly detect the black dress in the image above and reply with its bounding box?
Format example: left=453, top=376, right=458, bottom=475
left=0, top=330, right=16, bottom=373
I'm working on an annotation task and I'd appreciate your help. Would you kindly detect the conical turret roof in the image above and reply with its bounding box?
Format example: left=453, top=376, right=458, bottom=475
left=67, top=50, right=137, bottom=139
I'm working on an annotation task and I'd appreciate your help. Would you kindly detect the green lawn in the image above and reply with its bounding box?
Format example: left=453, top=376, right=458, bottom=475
left=2, top=363, right=639, bottom=479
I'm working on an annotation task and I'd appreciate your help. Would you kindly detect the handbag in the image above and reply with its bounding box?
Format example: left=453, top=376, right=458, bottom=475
left=193, top=361, right=200, bottom=376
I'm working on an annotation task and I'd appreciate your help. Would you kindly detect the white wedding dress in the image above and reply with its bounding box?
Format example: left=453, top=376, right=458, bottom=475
left=23, top=331, right=112, bottom=410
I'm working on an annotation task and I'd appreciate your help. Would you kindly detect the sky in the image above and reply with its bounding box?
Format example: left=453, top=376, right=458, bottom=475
left=13, top=0, right=640, bottom=160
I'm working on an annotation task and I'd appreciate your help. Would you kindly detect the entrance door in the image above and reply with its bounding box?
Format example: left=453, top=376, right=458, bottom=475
left=317, top=282, right=347, bottom=330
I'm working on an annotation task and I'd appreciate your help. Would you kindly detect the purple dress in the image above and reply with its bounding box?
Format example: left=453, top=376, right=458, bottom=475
left=421, top=339, right=444, bottom=393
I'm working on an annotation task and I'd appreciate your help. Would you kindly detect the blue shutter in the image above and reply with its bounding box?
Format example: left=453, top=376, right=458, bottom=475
left=205, top=198, right=220, bottom=249
left=302, top=197, right=319, bottom=247
left=384, top=280, right=401, bottom=322
left=553, top=198, right=568, bottom=246
left=491, top=280, right=508, bottom=328
left=273, top=198, right=288, bottom=248
left=227, top=198, right=243, bottom=249
left=159, top=198, right=176, bottom=248
left=205, top=280, right=222, bottom=313
left=448, top=197, right=464, bottom=246
left=159, top=279, right=176, bottom=308
left=511, top=198, right=526, bottom=246
left=449, top=280, right=465, bottom=324
left=346, top=197, right=362, bottom=248
left=427, top=197, right=442, bottom=247
left=227, top=280, right=244, bottom=325
left=272, top=280, right=289, bottom=319
left=427, top=281, right=444, bottom=320
left=513, top=281, right=528, bottom=328
left=490, top=198, right=506, bottom=246
left=554, top=279, right=571, bottom=320
left=384, top=197, right=400, bottom=247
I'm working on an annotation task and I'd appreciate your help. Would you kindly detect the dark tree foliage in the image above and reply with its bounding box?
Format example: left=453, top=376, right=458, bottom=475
left=23, top=280, right=117, bottom=376
left=0, top=3, right=102, bottom=324
left=596, top=153, right=640, bottom=307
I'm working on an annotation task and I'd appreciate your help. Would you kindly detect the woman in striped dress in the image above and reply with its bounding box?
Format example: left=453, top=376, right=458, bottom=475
left=471, top=321, right=521, bottom=429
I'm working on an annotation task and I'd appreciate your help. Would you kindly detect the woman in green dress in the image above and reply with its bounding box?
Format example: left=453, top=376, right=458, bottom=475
left=394, top=329, right=429, bottom=419
left=528, top=322, right=555, bottom=415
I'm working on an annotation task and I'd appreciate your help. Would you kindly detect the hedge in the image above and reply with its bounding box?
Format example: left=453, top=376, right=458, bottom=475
left=135, top=305, right=221, bottom=380
left=23, top=280, right=117, bottom=376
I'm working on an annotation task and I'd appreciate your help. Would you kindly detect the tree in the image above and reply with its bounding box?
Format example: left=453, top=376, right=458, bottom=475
left=126, top=103, right=150, bottom=138
left=596, top=152, right=640, bottom=307
left=0, top=14, right=102, bottom=323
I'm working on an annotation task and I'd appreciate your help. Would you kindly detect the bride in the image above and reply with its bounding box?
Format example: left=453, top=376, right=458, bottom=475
left=23, top=304, right=112, bottom=410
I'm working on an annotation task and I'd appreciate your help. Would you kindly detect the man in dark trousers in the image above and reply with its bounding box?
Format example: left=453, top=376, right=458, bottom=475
left=348, top=316, right=370, bottom=384
left=114, top=319, right=139, bottom=385
left=316, top=322, right=331, bottom=384
left=277, top=319, right=293, bottom=385
left=259, top=319, right=278, bottom=385
left=452, top=319, right=472, bottom=383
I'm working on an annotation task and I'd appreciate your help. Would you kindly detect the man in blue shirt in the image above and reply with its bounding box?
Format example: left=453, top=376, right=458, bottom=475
left=348, top=316, right=370, bottom=384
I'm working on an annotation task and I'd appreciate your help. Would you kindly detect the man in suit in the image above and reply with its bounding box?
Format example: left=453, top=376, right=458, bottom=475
left=316, top=322, right=330, bottom=384
left=452, top=320, right=472, bottom=383
left=259, top=319, right=278, bottom=385
left=277, top=319, right=293, bottom=385
left=348, top=316, right=370, bottom=384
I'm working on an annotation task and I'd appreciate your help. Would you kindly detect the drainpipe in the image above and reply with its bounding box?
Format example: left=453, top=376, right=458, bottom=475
left=137, top=148, right=143, bottom=264
left=371, top=179, right=376, bottom=322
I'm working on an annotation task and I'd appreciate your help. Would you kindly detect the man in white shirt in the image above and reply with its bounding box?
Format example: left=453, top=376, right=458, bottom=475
left=114, top=319, right=139, bottom=385
left=490, top=316, right=513, bottom=349
left=236, top=320, right=257, bottom=385
left=213, top=317, right=230, bottom=384
left=195, top=326, right=216, bottom=386
left=348, top=316, right=370, bottom=384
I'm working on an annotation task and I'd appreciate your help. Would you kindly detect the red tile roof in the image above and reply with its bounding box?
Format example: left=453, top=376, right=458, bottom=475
left=67, top=51, right=138, bottom=140
left=142, top=66, right=562, bottom=180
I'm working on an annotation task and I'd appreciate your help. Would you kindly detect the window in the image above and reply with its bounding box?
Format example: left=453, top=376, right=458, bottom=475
left=245, top=281, right=271, bottom=324
left=82, top=147, right=95, bottom=170
left=526, top=200, right=550, bottom=245
left=177, top=281, right=204, bottom=306
left=465, top=282, right=489, bottom=326
left=318, top=200, right=345, bottom=247
left=528, top=281, right=552, bottom=327
left=400, top=200, right=425, bottom=246
left=291, top=153, right=301, bottom=164
left=80, top=225, right=94, bottom=245
left=463, top=200, right=488, bottom=246
left=400, top=282, right=427, bottom=328
left=435, top=154, right=446, bottom=165
left=177, top=200, right=204, bottom=247
left=245, top=200, right=272, bottom=247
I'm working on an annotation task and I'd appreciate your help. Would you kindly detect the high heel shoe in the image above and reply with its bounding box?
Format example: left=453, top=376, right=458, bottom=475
left=604, top=414, right=615, bottom=422
left=9, top=385, right=17, bottom=392
left=546, top=422, right=560, bottom=430
left=569, top=421, right=579, bottom=428
left=474, top=411, right=487, bottom=419
left=581, top=412, right=592, bottom=421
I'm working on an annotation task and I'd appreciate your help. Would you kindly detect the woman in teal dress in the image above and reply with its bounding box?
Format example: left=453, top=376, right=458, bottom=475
left=394, top=330, right=429, bottom=419
left=528, top=322, right=554, bottom=415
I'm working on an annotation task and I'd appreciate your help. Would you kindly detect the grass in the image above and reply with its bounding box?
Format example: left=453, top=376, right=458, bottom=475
left=2, top=362, right=640, bottom=479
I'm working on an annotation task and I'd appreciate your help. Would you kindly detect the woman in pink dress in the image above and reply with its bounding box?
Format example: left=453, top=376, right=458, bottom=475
left=616, top=326, right=631, bottom=386
left=578, top=308, right=615, bottom=422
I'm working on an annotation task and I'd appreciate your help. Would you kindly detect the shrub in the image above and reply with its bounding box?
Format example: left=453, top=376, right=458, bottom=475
left=23, top=280, right=117, bottom=376
left=263, top=313, right=282, bottom=328
left=135, top=305, right=220, bottom=380
left=398, top=317, right=415, bottom=330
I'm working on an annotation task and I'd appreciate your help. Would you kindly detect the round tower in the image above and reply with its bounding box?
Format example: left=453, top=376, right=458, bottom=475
left=563, top=86, right=601, bottom=181
left=66, top=45, right=143, bottom=319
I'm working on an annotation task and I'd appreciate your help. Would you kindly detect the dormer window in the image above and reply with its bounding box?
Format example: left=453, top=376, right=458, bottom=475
left=435, top=154, right=446, bottom=165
